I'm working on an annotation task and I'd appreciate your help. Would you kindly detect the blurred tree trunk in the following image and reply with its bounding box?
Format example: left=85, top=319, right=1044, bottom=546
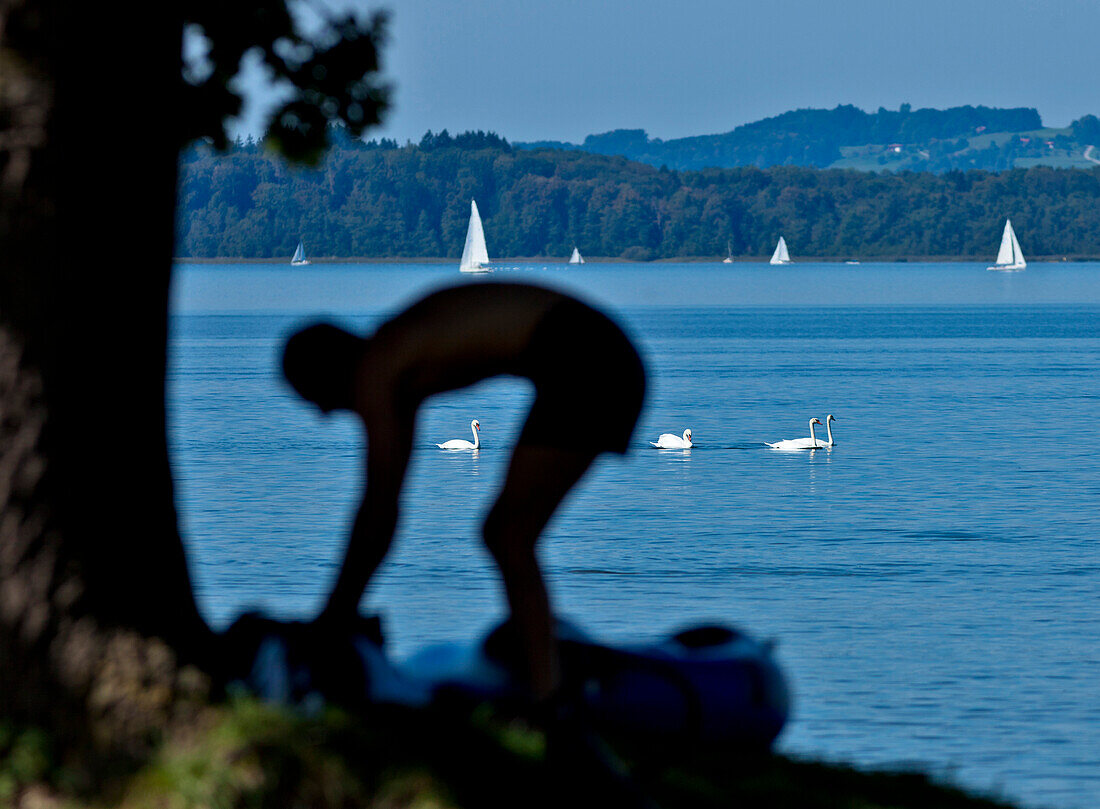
left=1, top=0, right=212, bottom=757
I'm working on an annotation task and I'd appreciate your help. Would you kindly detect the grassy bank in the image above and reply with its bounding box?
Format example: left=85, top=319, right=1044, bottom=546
left=3, top=697, right=1018, bottom=809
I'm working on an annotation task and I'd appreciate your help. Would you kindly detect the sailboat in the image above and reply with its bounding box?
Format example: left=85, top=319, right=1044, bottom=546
left=290, top=240, right=310, bottom=266
left=723, top=240, right=733, bottom=263
left=770, top=236, right=792, bottom=265
left=987, top=219, right=1026, bottom=271
left=568, top=247, right=584, bottom=264
left=459, top=199, right=491, bottom=273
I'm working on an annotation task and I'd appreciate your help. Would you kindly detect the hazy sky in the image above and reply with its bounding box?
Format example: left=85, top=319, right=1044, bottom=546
left=230, top=0, right=1100, bottom=144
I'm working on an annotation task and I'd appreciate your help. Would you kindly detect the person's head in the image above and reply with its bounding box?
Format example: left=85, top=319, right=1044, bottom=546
left=282, top=322, right=367, bottom=412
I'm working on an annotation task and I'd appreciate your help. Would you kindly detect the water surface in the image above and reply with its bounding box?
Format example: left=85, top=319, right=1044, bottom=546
left=170, top=261, right=1100, bottom=809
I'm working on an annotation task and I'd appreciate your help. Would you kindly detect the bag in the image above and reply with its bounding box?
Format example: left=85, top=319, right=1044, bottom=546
left=401, top=619, right=790, bottom=748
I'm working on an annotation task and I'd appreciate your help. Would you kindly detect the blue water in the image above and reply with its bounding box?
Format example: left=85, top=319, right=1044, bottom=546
left=169, top=261, right=1100, bottom=809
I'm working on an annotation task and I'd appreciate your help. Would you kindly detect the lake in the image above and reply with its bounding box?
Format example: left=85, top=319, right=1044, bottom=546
left=169, top=261, right=1100, bottom=809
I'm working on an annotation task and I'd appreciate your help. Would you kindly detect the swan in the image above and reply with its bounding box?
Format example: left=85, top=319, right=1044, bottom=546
left=766, top=418, right=825, bottom=450
left=651, top=428, right=693, bottom=449
left=820, top=414, right=837, bottom=447
left=437, top=419, right=480, bottom=450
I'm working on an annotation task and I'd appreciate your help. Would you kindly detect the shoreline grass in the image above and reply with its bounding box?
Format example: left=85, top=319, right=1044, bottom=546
left=3, top=698, right=1022, bottom=809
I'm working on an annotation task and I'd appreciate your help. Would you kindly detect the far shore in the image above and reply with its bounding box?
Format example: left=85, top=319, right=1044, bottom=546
left=175, top=254, right=1100, bottom=264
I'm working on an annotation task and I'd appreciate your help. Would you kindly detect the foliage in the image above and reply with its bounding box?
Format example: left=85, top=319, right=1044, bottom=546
left=0, top=724, right=54, bottom=802
left=176, top=132, right=1100, bottom=259
left=1071, top=114, right=1100, bottom=145
left=1, top=699, right=1018, bottom=809
left=180, top=0, right=390, bottom=162
left=514, top=104, right=1100, bottom=174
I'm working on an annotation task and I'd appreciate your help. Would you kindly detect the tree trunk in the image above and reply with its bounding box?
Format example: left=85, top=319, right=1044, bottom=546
left=1, top=0, right=212, bottom=759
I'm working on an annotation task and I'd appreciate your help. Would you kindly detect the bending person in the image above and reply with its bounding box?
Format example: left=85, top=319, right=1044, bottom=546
left=281, top=281, right=646, bottom=705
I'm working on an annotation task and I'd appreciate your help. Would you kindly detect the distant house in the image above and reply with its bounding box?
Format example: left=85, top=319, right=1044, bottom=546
left=886, top=143, right=902, bottom=153
left=975, top=126, right=987, bottom=133
left=1046, top=140, right=1055, bottom=149
left=1019, top=137, right=1031, bottom=145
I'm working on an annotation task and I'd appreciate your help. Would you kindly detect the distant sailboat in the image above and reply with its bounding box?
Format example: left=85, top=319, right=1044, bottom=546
left=291, top=240, right=310, bottom=266
left=459, top=200, right=491, bottom=273
left=987, top=219, right=1026, bottom=271
left=770, top=236, right=792, bottom=265
left=569, top=247, right=585, bottom=264
left=723, top=241, right=733, bottom=263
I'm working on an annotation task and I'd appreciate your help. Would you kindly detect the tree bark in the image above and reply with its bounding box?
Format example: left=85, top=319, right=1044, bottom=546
left=1, top=0, right=212, bottom=758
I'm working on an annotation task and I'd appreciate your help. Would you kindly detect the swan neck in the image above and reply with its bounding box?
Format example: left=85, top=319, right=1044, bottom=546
left=472, top=424, right=480, bottom=449
left=825, top=420, right=833, bottom=446
left=809, top=421, right=817, bottom=443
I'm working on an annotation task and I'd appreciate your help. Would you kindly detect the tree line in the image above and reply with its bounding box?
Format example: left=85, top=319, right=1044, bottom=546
left=177, top=130, right=1100, bottom=260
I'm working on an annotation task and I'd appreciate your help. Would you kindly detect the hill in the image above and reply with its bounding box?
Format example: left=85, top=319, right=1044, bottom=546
left=517, top=105, right=1100, bottom=174
left=176, top=130, right=1100, bottom=261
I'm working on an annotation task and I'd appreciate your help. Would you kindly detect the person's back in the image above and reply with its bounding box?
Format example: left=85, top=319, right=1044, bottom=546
left=355, top=282, right=566, bottom=411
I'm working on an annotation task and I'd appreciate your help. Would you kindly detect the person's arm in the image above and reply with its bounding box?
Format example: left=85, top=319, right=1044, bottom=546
left=320, top=402, right=415, bottom=623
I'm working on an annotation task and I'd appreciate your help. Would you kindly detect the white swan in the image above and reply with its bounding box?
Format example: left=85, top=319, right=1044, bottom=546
left=437, top=419, right=480, bottom=450
left=651, top=428, right=693, bottom=449
left=820, top=414, right=837, bottom=447
left=766, top=418, right=825, bottom=450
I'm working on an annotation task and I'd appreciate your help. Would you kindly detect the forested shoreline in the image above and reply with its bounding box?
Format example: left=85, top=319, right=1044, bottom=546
left=176, top=131, right=1100, bottom=261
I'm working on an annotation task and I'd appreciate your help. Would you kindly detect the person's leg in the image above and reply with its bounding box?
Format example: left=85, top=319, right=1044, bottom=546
left=482, top=445, right=596, bottom=700
left=484, top=449, right=657, bottom=809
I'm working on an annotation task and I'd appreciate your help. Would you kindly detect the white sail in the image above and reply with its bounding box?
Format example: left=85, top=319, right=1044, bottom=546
left=291, top=240, right=310, bottom=265
left=723, top=240, right=733, bottom=263
left=1009, top=226, right=1025, bottom=268
left=988, top=219, right=1026, bottom=271
left=569, top=247, right=584, bottom=264
left=459, top=200, right=491, bottom=273
left=770, top=236, right=791, bottom=265
left=994, top=222, right=1015, bottom=265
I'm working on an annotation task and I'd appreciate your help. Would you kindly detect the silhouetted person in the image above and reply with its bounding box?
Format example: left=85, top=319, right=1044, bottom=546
left=281, top=281, right=646, bottom=706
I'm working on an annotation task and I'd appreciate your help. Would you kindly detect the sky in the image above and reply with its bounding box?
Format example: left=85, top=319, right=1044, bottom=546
left=228, top=0, right=1100, bottom=145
